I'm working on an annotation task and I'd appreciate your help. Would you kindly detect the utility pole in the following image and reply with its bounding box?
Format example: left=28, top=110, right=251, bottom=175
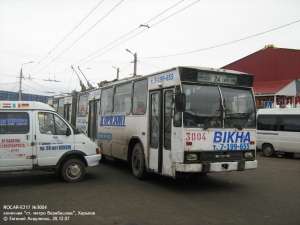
left=19, top=61, right=34, bottom=101
left=126, top=49, right=137, bottom=76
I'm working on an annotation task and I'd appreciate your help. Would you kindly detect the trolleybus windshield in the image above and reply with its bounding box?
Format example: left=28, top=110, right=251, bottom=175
left=182, top=84, right=256, bottom=128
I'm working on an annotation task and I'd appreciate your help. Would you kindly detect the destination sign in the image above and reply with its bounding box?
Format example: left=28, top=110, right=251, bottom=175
left=197, top=72, right=238, bottom=85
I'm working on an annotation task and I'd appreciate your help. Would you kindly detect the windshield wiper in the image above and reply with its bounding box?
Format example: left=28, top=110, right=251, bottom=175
left=203, top=109, right=221, bottom=130
left=224, top=107, right=243, bottom=130
left=203, top=98, right=223, bottom=130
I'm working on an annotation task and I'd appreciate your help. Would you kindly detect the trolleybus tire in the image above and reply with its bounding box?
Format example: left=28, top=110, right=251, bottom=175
left=131, top=143, right=147, bottom=180
left=61, top=159, right=86, bottom=182
left=262, top=144, right=275, bottom=157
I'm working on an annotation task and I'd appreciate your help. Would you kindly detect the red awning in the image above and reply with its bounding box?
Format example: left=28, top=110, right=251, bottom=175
left=253, top=79, right=294, bottom=95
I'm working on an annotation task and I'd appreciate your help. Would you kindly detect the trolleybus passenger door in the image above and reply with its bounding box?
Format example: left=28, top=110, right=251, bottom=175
left=88, top=100, right=98, bottom=141
left=149, top=89, right=173, bottom=176
left=64, top=104, right=71, bottom=122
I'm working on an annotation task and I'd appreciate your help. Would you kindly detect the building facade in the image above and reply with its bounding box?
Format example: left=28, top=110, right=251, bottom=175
left=222, top=45, right=300, bottom=108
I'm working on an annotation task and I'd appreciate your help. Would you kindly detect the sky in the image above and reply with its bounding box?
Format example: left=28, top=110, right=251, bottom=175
left=0, top=0, right=299, bottom=97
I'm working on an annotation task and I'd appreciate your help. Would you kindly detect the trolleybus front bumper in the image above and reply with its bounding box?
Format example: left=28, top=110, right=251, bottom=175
left=175, top=160, right=257, bottom=173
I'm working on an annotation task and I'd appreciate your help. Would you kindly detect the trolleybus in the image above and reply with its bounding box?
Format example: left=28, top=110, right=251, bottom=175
left=48, top=94, right=78, bottom=126
left=75, top=66, right=257, bottom=179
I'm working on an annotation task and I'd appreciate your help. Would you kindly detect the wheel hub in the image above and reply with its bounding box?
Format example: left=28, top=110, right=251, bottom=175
left=67, top=164, right=81, bottom=178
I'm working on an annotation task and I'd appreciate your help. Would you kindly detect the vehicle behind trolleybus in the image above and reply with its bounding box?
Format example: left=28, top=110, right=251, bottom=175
left=48, top=94, right=78, bottom=127
left=75, top=66, right=257, bottom=179
left=257, top=108, right=300, bottom=158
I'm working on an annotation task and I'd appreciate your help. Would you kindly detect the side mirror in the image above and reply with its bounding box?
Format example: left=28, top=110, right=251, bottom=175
left=175, top=92, right=186, bottom=112
left=66, top=127, right=72, bottom=136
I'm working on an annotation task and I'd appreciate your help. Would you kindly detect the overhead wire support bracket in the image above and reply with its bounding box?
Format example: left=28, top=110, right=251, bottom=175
left=140, top=24, right=150, bottom=28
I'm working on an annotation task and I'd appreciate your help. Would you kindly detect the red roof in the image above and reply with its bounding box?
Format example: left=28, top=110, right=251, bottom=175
left=222, top=45, right=300, bottom=83
left=253, top=79, right=294, bottom=95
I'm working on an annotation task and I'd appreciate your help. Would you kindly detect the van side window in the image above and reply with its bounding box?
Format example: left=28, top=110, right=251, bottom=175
left=257, top=115, right=278, bottom=131
left=0, top=112, right=29, bottom=134
left=279, top=115, right=300, bottom=132
left=38, top=112, right=68, bottom=135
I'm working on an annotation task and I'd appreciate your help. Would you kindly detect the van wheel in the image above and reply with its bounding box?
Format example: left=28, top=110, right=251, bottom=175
left=61, top=159, right=85, bottom=182
left=131, top=143, right=147, bottom=180
left=262, top=144, right=275, bottom=157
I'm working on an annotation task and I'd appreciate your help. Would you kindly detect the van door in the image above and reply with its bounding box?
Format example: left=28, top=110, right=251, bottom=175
left=35, top=111, right=75, bottom=167
left=0, top=111, right=34, bottom=171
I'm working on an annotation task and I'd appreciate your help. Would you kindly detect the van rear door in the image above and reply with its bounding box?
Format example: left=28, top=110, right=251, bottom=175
left=0, top=111, right=34, bottom=171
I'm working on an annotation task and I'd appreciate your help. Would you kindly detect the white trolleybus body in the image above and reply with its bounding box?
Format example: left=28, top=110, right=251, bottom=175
left=48, top=94, right=78, bottom=127
left=0, top=101, right=101, bottom=182
left=75, top=66, right=257, bottom=179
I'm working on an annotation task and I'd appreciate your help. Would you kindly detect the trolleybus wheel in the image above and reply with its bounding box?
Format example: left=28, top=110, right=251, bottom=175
left=61, top=159, right=86, bottom=182
left=132, top=143, right=147, bottom=180
left=262, top=144, right=275, bottom=157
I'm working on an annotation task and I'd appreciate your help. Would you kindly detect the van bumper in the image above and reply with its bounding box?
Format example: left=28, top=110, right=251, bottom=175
left=175, top=160, right=257, bottom=173
left=84, top=154, right=101, bottom=167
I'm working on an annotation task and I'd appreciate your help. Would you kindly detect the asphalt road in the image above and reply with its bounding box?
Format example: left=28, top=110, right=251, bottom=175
left=1, top=153, right=299, bottom=225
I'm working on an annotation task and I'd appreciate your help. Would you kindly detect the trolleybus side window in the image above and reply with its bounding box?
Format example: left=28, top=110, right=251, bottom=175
left=100, top=87, right=114, bottom=115
left=133, top=79, right=147, bottom=115
left=52, top=98, right=59, bottom=112
left=114, top=83, right=132, bottom=115
left=58, top=98, right=64, bottom=117
left=0, top=112, right=29, bottom=134
left=77, top=94, right=88, bottom=117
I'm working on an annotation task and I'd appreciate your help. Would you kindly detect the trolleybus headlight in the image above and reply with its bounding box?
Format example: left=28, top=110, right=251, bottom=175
left=244, top=152, right=253, bottom=159
left=186, top=153, right=198, bottom=161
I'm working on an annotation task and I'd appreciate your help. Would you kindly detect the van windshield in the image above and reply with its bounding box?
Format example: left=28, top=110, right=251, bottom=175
left=182, top=84, right=256, bottom=128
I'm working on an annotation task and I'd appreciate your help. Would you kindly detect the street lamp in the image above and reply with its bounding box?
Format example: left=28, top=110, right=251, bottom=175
left=19, top=61, right=34, bottom=101
left=112, top=66, right=119, bottom=80
left=126, top=49, right=137, bottom=76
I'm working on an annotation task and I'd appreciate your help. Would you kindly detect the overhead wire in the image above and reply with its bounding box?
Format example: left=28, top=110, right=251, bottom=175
left=142, top=19, right=300, bottom=59
left=52, top=0, right=190, bottom=81
left=76, top=0, right=201, bottom=67
left=27, top=0, right=105, bottom=75
left=73, top=0, right=186, bottom=67
left=31, top=0, right=124, bottom=77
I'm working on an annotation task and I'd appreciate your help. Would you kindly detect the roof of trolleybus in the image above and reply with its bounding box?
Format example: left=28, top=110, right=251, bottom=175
left=97, top=66, right=253, bottom=88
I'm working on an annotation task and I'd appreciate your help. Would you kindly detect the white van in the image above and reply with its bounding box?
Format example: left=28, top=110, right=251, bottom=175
left=0, top=101, right=101, bottom=182
left=257, top=108, right=300, bottom=157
